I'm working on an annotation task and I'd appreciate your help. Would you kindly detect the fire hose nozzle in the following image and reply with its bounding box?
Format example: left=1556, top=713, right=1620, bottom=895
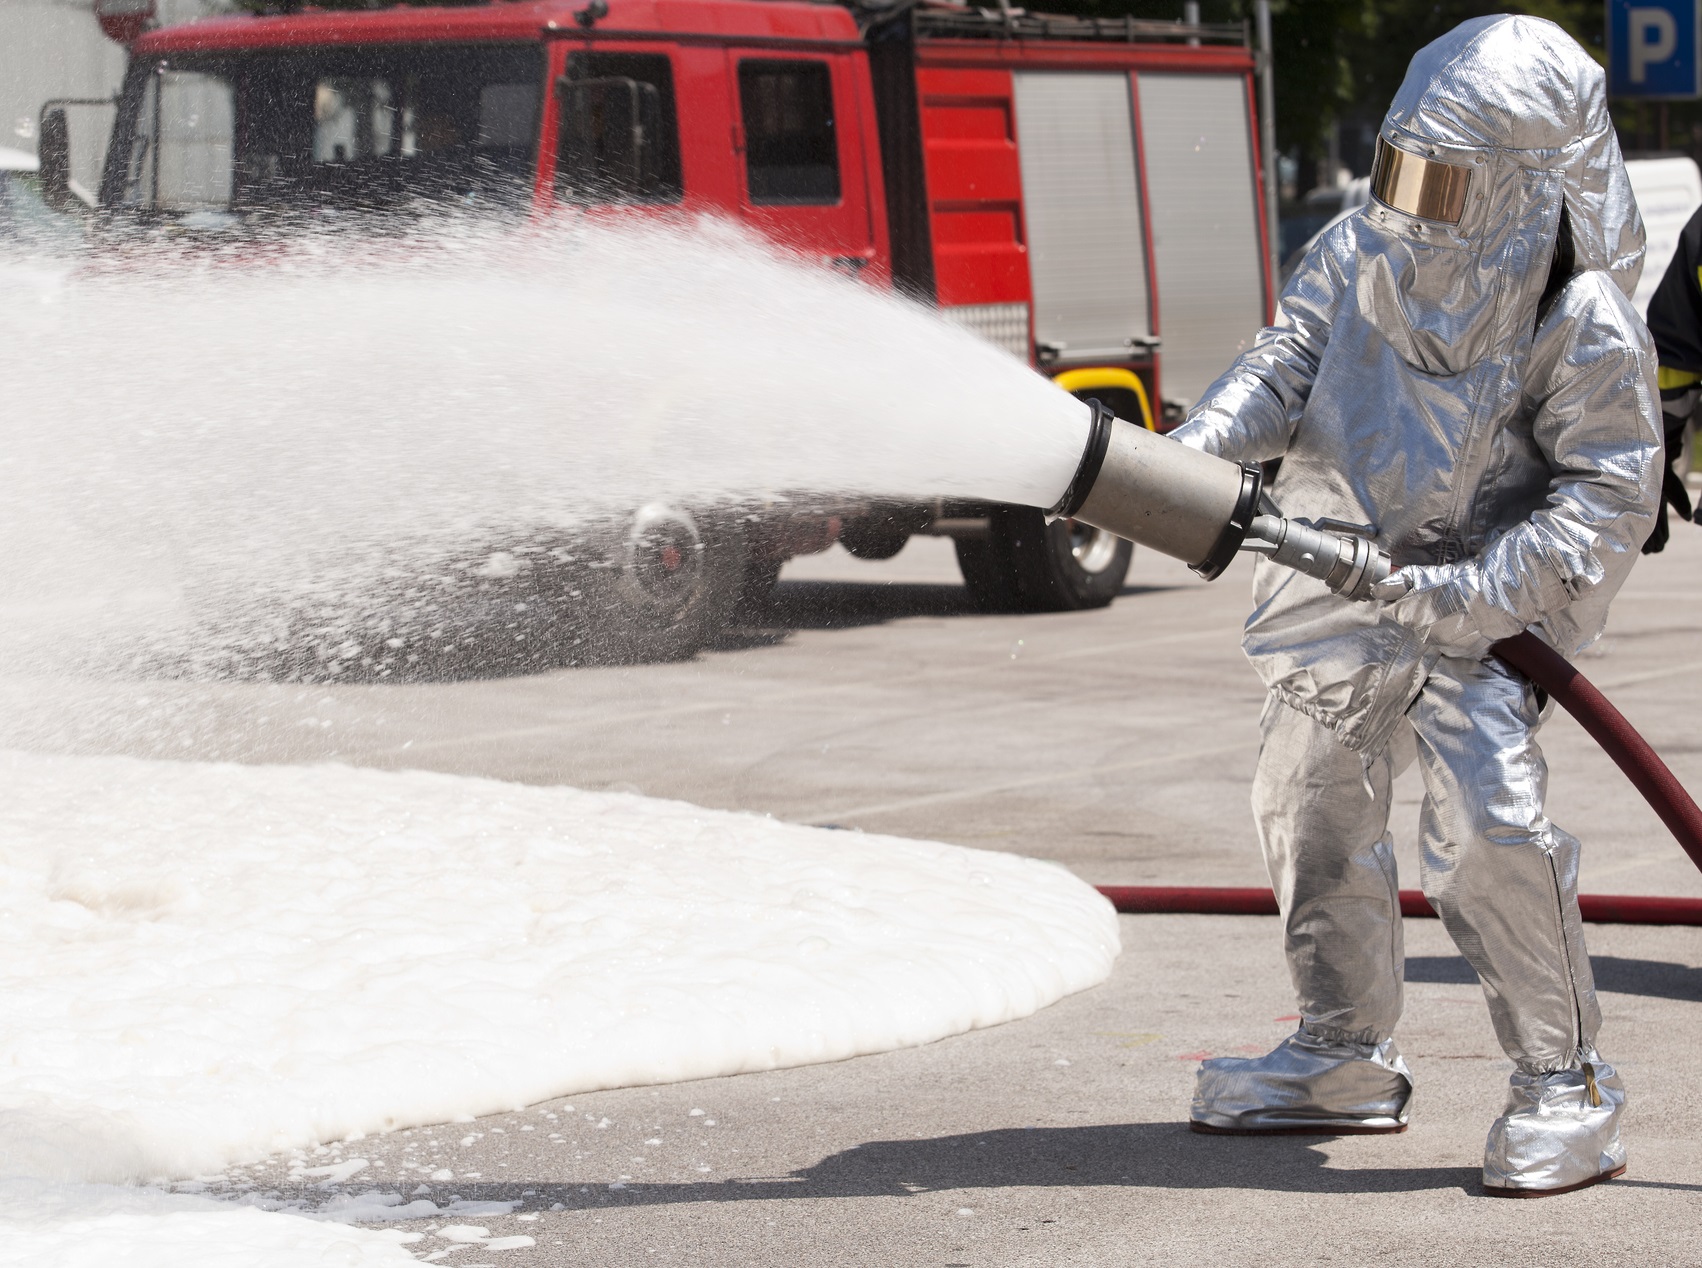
left=1239, top=514, right=1395, bottom=601
left=1049, top=399, right=1396, bottom=598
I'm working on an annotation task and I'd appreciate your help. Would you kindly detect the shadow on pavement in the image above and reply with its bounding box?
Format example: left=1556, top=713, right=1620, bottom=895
left=361, top=1125, right=1480, bottom=1211
left=1406, top=954, right=1702, bottom=1002
left=727, top=580, right=974, bottom=639
left=282, top=1122, right=1702, bottom=1214
left=719, top=580, right=1178, bottom=642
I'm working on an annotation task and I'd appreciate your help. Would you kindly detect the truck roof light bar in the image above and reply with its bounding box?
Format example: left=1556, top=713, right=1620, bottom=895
left=905, top=3, right=1247, bottom=45
left=229, top=0, right=1245, bottom=44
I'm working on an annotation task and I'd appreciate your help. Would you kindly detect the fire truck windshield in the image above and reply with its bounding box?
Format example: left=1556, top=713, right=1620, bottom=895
left=108, top=43, right=543, bottom=215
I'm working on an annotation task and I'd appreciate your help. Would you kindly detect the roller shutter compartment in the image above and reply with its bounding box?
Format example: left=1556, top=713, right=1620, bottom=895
left=1136, top=72, right=1265, bottom=411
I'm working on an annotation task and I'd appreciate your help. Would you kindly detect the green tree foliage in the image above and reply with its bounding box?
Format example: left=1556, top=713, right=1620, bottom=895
left=1039, top=0, right=1605, bottom=168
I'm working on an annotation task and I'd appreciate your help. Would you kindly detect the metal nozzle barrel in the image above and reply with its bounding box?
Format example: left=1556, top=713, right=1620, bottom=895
left=1048, top=399, right=1262, bottom=580
left=1048, top=400, right=1394, bottom=599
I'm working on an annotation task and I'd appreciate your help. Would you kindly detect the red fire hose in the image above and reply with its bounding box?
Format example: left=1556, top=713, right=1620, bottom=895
left=1490, top=631, right=1702, bottom=876
left=1095, top=632, right=1702, bottom=927
left=1095, top=885, right=1702, bottom=925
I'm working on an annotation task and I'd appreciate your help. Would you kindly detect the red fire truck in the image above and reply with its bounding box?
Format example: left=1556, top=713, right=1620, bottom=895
left=58, top=0, right=1271, bottom=664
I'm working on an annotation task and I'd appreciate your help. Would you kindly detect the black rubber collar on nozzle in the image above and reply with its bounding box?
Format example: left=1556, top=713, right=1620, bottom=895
left=1048, top=398, right=1114, bottom=519
left=1192, top=462, right=1263, bottom=581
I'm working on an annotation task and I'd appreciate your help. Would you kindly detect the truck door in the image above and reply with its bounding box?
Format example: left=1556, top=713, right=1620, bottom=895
left=725, top=50, right=877, bottom=273
left=1011, top=72, right=1155, bottom=369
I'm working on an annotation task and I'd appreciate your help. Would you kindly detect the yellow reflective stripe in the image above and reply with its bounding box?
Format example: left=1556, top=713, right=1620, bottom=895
left=1050, top=367, right=1156, bottom=431
left=1658, top=366, right=1702, bottom=389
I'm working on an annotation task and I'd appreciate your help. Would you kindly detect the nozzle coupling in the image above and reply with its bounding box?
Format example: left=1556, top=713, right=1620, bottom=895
left=1239, top=514, right=1393, bottom=601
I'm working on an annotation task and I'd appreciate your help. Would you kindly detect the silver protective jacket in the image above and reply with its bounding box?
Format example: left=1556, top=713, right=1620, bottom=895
left=1172, top=15, right=1660, bottom=752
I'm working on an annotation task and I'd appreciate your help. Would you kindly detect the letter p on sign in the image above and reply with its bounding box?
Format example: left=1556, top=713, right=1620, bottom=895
left=1611, top=0, right=1702, bottom=97
left=1633, top=7, right=1678, bottom=81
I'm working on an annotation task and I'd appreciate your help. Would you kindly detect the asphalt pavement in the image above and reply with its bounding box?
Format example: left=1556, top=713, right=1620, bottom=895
left=35, top=524, right=1702, bottom=1264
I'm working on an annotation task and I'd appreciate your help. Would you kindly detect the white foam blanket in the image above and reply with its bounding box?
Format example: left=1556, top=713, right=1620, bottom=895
left=0, top=1180, right=423, bottom=1266
left=0, top=750, right=1117, bottom=1258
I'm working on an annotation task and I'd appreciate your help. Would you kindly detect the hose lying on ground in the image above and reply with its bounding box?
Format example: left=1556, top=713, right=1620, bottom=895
left=1092, top=633, right=1702, bottom=927
left=1093, top=885, right=1702, bottom=926
left=1490, top=630, right=1702, bottom=876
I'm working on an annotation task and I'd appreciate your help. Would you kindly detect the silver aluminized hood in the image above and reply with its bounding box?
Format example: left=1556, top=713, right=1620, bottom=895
left=1357, top=15, right=1644, bottom=374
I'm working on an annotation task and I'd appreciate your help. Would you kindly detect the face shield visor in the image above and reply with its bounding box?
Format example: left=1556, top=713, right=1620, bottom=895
left=1369, top=136, right=1472, bottom=225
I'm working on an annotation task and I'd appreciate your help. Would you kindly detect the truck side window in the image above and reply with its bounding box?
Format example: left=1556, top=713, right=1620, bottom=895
left=557, top=52, right=681, bottom=203
left=121, top=69, right=235, bottom=210
left=737, top=60, right=839, bottom=205
left=111, top=46, right=541, bottom=213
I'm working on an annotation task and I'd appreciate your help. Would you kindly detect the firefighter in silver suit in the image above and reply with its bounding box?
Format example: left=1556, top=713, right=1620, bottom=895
left=1169, top=16, right=1659, bottom=1196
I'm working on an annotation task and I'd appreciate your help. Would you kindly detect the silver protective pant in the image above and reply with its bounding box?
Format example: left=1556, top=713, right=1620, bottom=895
left=1194, top=655, right=1626, bottom=1187
left=1258, top=654, right=1598, bottom=1068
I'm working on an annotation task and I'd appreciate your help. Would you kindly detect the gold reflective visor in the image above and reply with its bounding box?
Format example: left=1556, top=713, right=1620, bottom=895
left=1370, top=136, right=1472, bottom=225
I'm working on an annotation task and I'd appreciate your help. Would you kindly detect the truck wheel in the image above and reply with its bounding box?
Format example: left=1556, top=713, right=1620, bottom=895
left=1003, top=508, right=1132, bottom=610
left=839, top=519, right=911, bottom=561
left=593, top=503, right=745, bottom=662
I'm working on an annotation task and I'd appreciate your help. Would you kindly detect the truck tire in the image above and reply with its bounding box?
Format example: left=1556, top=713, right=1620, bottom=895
left=1002, top=508, right=1132, bottom=610
left=839, top=514, right=912, bottom=561
left=955, top=508, right=1130, bottom=613
left=592, top=503, right=746, bottom=662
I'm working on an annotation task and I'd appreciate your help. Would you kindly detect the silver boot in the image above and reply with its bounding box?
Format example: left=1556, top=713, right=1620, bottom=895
left=1191, top=1028, right=1413, bottom=1135
left=1482, top=1051, right=1627, bottom=1197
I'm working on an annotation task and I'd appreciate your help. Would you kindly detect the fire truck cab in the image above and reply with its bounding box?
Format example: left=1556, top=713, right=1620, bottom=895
left=71, top=0, right=1271, bottom=660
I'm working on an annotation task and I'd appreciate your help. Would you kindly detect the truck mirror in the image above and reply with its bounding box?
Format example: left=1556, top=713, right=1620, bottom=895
left=558, top=76, right=660, bottom=199
left=38, top=108, right=73, bottom=209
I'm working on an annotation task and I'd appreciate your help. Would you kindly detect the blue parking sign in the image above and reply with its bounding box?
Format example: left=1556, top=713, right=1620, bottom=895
left=1609, top=0, right=1702, bottom=97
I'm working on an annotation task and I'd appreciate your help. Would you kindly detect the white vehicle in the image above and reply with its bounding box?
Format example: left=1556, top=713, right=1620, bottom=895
left=1625, top=156, right=1702, bottom=316
left=1279, top=176, right=1368, bottom=282
left=0, top=146, right=44, bottom=230
left=0, top=144, right=85, bottom=250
